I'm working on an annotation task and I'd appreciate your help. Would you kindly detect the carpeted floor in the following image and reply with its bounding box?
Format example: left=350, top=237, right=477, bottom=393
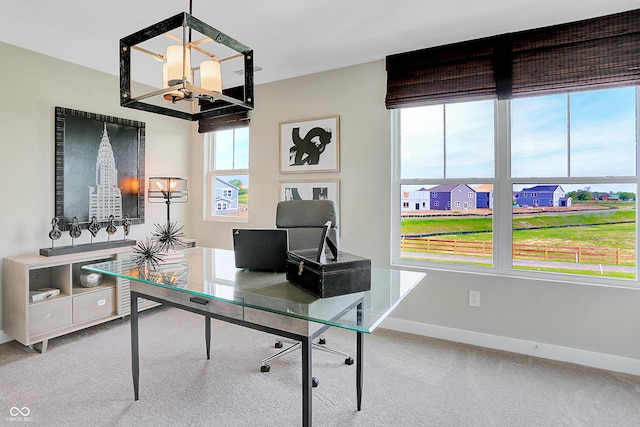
left=1, top=306, right=639, bottom=426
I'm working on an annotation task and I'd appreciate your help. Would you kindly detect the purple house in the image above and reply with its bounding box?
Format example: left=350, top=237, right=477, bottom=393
left=428, top=184, right=476, bottom=210
left=515, top=185, right=571, bottom=207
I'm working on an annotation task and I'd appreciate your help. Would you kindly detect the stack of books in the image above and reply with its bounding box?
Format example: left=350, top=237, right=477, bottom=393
left=29, top=287, right=60, bottom=302
left=159, top=250, right=185, bottom=265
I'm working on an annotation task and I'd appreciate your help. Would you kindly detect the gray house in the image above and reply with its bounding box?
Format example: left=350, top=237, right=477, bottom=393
left=429, top=184, right=476, bottom=210
left=214, top=177, right=239, bottom=214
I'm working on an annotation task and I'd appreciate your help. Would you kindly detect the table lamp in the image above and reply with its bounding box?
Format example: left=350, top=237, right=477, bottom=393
left=148, top=177, right=188, bottom=225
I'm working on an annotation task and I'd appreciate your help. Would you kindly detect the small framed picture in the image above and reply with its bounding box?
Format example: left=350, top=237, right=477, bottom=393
left=279, top=115, right=339, bottom=173
left=279, top=180, right=340, bottom=208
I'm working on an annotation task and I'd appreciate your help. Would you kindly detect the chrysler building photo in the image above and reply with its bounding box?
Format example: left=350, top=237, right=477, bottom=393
left=88, top=123, right=123, bottom=220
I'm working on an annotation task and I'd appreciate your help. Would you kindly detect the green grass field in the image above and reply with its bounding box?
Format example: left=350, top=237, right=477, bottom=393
left=402, top=208, right=635, bottom=249
left=512, top=265, right=634, bottom=279
left=401, top=204, right=636, bottom=276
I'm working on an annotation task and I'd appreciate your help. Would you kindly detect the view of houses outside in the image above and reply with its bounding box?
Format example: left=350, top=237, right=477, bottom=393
left=398, top=86, right=637, bottom=279
left=210, top=128, right=249, bottom=219
left=401, top=183, right=636, bottom=278
left=213, top=175, right=248, bottom=218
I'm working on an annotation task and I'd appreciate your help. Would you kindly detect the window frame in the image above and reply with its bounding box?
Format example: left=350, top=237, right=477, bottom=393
left=204, top=129, right=249, bottom=223
left=391, top=88, right=640, bottom=287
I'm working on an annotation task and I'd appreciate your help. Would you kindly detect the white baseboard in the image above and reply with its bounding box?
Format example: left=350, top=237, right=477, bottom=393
left=0, top=330, right=13, bottom=345
left=381, top=317, right=640, bottom=376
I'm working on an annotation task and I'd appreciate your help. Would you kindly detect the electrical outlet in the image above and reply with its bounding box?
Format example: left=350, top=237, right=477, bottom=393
left=469, top=290, right=480, bottom=307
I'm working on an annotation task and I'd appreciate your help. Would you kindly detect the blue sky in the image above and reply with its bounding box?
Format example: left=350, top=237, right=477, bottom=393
left=512, top=87, right=636, bottom=178
left=401, top=100, right=494, bottom=179
left=214, top=127, right=249, bottom=188
left=401, top=87, right=637, bottom=195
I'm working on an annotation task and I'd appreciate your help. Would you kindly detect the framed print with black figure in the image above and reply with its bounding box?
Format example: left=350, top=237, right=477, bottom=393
left=279, top=180, right=340, bottom=208
left=279, top=115, right=339, bottom=173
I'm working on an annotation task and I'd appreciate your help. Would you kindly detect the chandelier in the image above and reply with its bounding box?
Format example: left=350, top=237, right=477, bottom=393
left=119, top=3, right=253, bottom=121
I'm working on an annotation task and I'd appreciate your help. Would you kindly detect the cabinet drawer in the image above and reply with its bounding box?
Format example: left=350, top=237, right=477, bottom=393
left=29, top=298, right=72, bottom=336
left=73, top=288, right=115, bottom=324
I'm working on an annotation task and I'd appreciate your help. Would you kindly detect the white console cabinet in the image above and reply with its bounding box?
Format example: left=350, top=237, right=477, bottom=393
left=2, top=247, right=157, bottom=352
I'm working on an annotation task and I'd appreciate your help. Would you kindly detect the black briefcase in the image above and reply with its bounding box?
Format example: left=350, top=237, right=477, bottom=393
left=286, top=249, right=371, bottom=298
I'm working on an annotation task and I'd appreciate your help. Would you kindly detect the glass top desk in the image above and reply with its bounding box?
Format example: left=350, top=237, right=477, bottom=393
left=84, top=247, right=424, bottom=427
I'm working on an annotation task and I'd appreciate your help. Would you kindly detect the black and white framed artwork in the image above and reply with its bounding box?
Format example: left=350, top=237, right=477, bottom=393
left=279, top=179, right=340, bottom=206
left=279, top=115, right=340, bottom=173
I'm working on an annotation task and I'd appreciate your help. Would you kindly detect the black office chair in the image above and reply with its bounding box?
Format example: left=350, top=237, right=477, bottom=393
left=260, top=200, right=353, bottom=386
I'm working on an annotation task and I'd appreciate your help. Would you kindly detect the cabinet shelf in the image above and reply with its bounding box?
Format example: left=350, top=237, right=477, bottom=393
left=2, top=245, right=159, bottom=352
left=29, top=293, right=70, bottom=305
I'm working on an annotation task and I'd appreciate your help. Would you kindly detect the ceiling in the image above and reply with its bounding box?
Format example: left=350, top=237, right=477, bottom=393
left=1, top=1, right=638, bottom=89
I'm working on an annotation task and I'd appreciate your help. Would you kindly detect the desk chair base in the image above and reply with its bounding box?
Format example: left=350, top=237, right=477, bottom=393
left=260, top=338, right=354, bottom=387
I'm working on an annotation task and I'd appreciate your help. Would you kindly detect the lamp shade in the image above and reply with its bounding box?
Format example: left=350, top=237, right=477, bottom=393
left=200, top=59, right=222, bottom=92
left=148, top=177, right=188, bottom=203
left=165, top=45, right=192, bottom=86
left=162, top=62, right=183, bottom=101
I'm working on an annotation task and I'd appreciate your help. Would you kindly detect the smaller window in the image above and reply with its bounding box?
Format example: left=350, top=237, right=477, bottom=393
left=206, top=127, right=249, bottom=221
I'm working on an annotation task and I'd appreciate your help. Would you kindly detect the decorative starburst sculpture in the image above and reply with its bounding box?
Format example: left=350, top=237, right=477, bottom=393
left=131, top=238, right=165, bottom=270
left=151, top=222, right=185, bottom=252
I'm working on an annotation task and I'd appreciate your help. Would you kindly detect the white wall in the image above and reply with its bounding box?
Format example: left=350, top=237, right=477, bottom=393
left=189, top=60, right=392, bottom=260
left=0, top=42, right=192, bottom=336
left=189, top=60, right=640, bottom=374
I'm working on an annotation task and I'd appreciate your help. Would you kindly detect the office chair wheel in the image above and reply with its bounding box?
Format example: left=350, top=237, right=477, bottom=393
left=275, top=341, right=283, bottom=348
left=318, top=337, right=326, bottom=345
left=345, top=357, right=354, bottom=365
left=261, top=364, right=271, bottom=372
left=312, top=377, right=319, bottom=387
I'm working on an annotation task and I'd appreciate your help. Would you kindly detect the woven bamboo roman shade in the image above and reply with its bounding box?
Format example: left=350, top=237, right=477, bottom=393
left=198, top=86, right=250, bottom=133
left=385, top=9, right=640, bottom=109
left=198, top=112, right=249, bottom=133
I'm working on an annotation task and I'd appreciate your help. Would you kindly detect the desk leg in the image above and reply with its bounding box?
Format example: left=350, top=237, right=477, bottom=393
left=356, top=302, right=363, bottom=411
left=205, top=316, right=211, bottom=360
left=356, top=331, right=363, bottom=410
left=302, top=336, right=312, bottom=427
left=131, top=293, right=139, bottom=401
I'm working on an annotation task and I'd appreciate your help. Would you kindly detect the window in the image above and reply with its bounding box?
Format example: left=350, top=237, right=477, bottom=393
left=393, top=87, right=638, bottom=283
left=511, top=87, right=637, bottom=279
left=205, top=127, right=249, bottom=221
left=396, top=99, right=495, bottom=267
